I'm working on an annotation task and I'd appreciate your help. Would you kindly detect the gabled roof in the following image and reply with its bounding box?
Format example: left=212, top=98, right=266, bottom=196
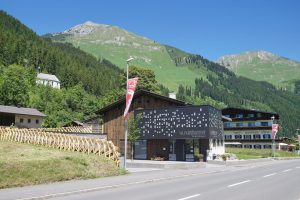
left=96, top=89, right=190, bottom=114
left=37, top=73, right=60, bottom=82
left=0, top=105, right=46, bottom=117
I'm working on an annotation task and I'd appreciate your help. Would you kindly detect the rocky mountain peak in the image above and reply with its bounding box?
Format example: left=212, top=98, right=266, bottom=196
left=216, top=50, right=278, bottom=67
left=63, top=21, right=109, bottom=36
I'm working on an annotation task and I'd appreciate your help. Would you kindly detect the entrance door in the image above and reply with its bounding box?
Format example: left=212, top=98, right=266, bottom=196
left=175, top=139, right=185, bottom=161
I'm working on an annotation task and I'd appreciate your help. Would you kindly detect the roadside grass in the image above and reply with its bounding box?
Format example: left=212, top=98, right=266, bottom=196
left=226, top=148, right=300, bottom=160
left=0, top=141, right=123, bottom=189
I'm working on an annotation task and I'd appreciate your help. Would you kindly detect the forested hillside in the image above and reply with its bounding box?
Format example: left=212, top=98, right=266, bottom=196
left=0, top=11, right=122, bottom=126
left=173, top=52, right=300, bottom=137
left=1, top=10, right=299, bottom=137
left=0, top=11, right=121, bottom=96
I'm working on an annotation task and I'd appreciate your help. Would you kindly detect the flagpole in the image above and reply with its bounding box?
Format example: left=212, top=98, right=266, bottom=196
left=124, top=57, right=134, bottom=169
left=271, top=115, right=275, bottom=158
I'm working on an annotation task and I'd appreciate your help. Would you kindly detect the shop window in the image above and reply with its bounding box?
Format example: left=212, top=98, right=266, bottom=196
left=134, top=140, right=147, bottom=159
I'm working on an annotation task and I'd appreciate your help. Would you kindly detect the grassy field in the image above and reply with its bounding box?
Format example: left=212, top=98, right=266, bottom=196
left=226, top=148, right=300, bottom=160
left=0, top=141, right=123, bottom=189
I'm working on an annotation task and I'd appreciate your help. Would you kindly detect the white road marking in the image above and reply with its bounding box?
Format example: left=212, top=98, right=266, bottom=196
left=178, top=194, right=201, bottom=200
left=283, top=169, right=292, bottom=172
left=228, top=180, right=251, bottom=188
left=263, top=173, right=277, bottom=178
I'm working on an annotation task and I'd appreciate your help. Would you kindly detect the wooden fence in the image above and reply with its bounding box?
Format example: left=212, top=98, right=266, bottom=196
left=43, top=126, right=93, bottom=134
left=0, top=127, right=119, bottom=166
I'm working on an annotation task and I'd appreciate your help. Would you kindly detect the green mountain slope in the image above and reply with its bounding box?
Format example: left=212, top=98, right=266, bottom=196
left=0, top=13, right=121, bottom=96
left=45, top=22, right=209, bottom=90
left=216, top=51, right=300, bottom=90
left=46, top=21, right=300, bottom=137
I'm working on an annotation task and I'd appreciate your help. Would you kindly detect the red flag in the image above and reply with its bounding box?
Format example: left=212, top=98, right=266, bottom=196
left=123, top=77, right=138, bottom=118
left=272, top=124, right=279, bottom=139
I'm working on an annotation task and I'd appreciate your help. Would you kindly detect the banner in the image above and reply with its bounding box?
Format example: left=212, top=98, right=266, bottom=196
left=123, top=77, right=139, bottom=118
left=298, top=135, right=300, bottom=143
left=272, top=124, right=279, bottom=139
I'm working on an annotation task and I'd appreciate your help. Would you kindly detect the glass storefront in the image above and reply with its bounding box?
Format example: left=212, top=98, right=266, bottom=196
left=134, top=140, right=147, bottom=159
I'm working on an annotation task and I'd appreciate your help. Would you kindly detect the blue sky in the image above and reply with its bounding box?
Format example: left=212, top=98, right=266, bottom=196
left=1, top=0, right=300, bottom=61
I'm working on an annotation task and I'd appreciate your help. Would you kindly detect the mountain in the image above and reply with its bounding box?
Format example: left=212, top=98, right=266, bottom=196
left=2, top=11, right=300, bottom=137
left=45, top=21, right=213, bottom=90
left=216, top=51, right=300, bottom=91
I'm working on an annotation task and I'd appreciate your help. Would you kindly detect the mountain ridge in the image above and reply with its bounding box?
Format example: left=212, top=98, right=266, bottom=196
left=23, top=17, right=300, bottom=137
left=216, top=51, right=300, bottom=90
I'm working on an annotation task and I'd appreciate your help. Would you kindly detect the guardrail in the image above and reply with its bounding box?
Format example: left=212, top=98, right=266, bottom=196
left=0, top=127, right=119, bottom=166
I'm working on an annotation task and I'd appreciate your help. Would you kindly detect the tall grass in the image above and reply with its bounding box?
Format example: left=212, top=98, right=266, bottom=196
left=0, top=141, right=122, bottom=188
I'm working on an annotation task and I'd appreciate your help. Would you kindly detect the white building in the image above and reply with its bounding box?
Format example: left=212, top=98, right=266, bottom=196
left=222, top=108, right=280, bottom=149
left=36, top=73, right=60, bottom=89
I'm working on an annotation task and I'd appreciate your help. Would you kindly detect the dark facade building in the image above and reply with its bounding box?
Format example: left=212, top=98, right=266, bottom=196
left=222, top=107, right=280, bottom=149
left=96, top=90, right=224, bottom=161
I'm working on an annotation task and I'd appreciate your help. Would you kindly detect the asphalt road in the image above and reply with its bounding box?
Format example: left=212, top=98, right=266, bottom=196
left=51, top=159, right=300, bottom=200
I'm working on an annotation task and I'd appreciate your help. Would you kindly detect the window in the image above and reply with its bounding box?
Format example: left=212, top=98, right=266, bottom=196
left=213, top=139, right=216, bottom=147
left=248, top=122, right=255, bottom=127
left=257, top=113, right=262, bottom=118
left=234, top=135, right=242, bottom=139
left=224, top=122, right=231, bottom=128
left=36, top=119, right=39, bottom=124
left=248, top=113, right=255, bottom=118
left=225, top=135, right=232, bottom=140
left=244, top=135, right=252, bottom=140
left=263, top=145, right=272, bottom=149
left=244, top=144, right=252, bottom=149
left=27, top=118, right=31, bottom=123
left=254, top=144, right=262, bottom=149
left=261, top=122, right=269, bottom=127
left=263, top=134, right=271, bottom=139
left=134, top=140, right=147, bottom=159
left=236, top=122, right=244, bottom=127
left=236, top=114, right=243, bottom=118
left=253, top=134, right=261, bottom=139
left=20, top=118, right=24, bottom=123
